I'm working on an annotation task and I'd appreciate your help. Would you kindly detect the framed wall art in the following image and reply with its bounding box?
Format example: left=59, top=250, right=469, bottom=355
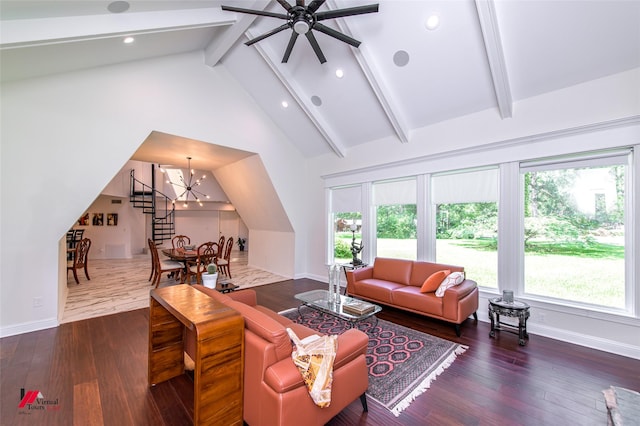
left=78, top=213, right=90, bottom=226
left=107, top=213, right=118, bottom=226
left=92, top=213, right=104, bottom=226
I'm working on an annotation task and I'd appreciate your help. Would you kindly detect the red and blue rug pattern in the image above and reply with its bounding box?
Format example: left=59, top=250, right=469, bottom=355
left=281, top=307, right=467, bottom=416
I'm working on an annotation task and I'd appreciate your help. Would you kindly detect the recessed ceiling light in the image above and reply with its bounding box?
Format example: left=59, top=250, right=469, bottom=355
left=425, top=14, right=440, bottom=30
left=335, top=69, right=344, bottom=78
left=281, top=101, right=289, bottom=108
left=123, top=36, right=135, bottom=44
left=108, top=1, right=130, bottom=14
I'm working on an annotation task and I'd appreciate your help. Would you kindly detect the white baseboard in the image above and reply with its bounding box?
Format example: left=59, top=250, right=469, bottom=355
left=1, top=318, right=58, bottom=338
left=525, top=322, right=640, bottom=360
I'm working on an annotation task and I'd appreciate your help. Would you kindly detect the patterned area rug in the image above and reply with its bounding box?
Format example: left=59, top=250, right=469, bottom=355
left=280, top=307, right=467, bottom=416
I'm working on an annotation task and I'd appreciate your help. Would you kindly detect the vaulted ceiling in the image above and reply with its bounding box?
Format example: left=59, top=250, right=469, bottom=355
left=2, top=0, right=639, bottom=160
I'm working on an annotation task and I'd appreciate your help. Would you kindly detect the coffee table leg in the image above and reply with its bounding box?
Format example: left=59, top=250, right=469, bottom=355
left=351, top=316, right=379, bottom=335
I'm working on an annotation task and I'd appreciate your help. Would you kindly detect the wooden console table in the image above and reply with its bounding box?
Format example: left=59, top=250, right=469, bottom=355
left=149, top=284, right=244, bottom=425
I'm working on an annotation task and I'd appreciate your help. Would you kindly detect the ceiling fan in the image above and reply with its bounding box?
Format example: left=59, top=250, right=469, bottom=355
left=221, top=0, right=379, bottom=64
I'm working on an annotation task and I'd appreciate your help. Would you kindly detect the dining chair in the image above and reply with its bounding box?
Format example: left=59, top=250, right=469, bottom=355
left=217, top=235, right=225, bottom=262
left=149, top=239, right=185, bottom=288
left=217, top=237, right=234, bottom=278
left=66, top=230, right=75, bottom=261
left=148, top=241, right=162, bottom=282
left=185, top=242, right=219, bottom=284
left=172, top=235, right=191, bottom=249
left=67, top=238, right=91, bottom=284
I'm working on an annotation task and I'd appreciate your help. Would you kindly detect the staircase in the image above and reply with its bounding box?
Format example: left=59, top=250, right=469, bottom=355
left=129, top=169, right=175, bottom=244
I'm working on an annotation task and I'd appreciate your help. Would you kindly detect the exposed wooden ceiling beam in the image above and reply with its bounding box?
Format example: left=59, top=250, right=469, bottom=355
left=475, top=0, right=513, bottom=119
left=327, top=0, right=410, bottom=144
left=204, top=0, right=270, bottom=67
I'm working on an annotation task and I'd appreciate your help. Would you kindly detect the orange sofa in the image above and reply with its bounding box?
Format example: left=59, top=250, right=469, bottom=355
left=185, top=285, right=369, bottom=426
left=346, top=257, right=479, bottom=336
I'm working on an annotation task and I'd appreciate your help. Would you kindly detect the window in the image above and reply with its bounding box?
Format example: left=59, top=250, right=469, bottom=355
left=373, top=179, right=417, bottom=260
left=521, top=153, right=628, bottom=309
left=432, top=168, right=498, bottom=289
left=330, top=186, right=362, bottom=264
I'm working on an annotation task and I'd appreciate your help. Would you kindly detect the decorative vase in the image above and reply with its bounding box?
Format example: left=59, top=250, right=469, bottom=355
left=201, top=273, right=218, bottom=289
left=328, top=264, right=341, bottom=305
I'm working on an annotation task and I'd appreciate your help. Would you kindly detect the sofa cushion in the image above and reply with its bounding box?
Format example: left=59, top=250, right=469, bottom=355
left=225, top=300, right=293, bottom=361
left=391, top=286, right=443, bottom=316
left=354, top=278, right=405, bottom=304
left=409, top=261, right=464, bottom=287
left=420, top=269, right=450, bottom=293
left=372, top=257, right=412, bottom=285
left=254, top=305, right=295, bottom=326
left=435, top=271, right=466, bottom=297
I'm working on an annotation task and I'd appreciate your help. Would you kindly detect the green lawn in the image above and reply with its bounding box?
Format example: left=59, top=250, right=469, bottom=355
left=335, top=236, right=625, bottom=309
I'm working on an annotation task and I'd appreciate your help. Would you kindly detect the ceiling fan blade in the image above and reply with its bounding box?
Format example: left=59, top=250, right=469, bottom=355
left=282, top=31, right=299, bottom=63
left=316, top=4, right=379, bottom=21
left=305, top=31, right=327, bottom=64
left=307, top=0, right=326, bottom=13
left=245, top=23, right=291, bottom=46
left=296, top=0, right=305, bottom=6
left=313, top=22, right=361, bottom=47
left=221, top=5, right=288, bottom=20
left=275, top=0, right=294, bottom=11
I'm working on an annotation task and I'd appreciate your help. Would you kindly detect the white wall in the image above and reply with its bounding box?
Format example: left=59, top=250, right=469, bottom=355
left=73, top=194, right=143, bottom=259
left=305, top=69, right=640, bottom=358
left=0, top=51, right=309, bottom=337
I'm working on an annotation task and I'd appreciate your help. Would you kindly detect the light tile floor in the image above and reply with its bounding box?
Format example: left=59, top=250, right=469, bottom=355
left=62, top=250, right=286, bottom=323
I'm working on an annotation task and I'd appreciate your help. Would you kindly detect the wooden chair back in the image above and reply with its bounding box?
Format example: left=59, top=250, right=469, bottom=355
left=75, top=238, right=91, bottom=268
left=172, top=235, right=191, bottom=249
left=198, top=242, right=219, bottom=266
left=217, top=236, right=225, bottom=258
left=223, top=237, right=233, bottom=261
left=185, top=241, right=219, bottom=284
left=67, top=238, right=91, bottom=284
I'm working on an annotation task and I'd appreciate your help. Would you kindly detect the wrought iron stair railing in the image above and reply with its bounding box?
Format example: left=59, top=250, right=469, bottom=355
left=129, top=169, right=175, bottom=244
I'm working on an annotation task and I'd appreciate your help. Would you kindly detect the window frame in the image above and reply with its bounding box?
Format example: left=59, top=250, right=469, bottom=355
left=518, top=149, right=633, bottom=314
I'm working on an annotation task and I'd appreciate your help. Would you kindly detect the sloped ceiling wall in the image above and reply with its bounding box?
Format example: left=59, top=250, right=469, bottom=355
left=0, top=50, right=307, bottom=333
left=215, top=155, right=293, bottom=232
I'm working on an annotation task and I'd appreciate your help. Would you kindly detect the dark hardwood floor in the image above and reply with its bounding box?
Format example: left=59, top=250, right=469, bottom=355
left=1, top=278, right=638, bottom=425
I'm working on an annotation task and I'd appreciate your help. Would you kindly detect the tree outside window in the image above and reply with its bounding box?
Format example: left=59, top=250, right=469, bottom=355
left=522, top=163, right=626, bottom=308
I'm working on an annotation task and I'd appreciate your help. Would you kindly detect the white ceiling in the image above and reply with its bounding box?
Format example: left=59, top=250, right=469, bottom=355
left=2, top=0, right=639, bottom=160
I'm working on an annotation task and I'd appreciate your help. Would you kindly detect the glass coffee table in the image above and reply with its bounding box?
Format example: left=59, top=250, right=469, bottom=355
left=294, top=289, right=382, bottom=331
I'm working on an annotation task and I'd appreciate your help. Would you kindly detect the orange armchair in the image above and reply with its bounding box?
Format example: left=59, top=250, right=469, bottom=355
left=187, top=286, right=370, bottom=426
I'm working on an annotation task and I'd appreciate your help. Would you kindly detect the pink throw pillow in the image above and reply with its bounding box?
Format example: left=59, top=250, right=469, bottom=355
left=420, top=270, right=450, bottom=293
left=435, top=272, right=466, bottom=297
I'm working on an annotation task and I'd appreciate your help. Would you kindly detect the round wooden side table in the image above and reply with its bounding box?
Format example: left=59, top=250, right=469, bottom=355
left=488, top=297, right=530, bottom=346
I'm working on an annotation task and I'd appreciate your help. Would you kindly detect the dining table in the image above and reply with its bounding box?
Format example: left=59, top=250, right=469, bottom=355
left=161, top=248, right=198, bottom=283
left=161, top=248, right=198, bottom=262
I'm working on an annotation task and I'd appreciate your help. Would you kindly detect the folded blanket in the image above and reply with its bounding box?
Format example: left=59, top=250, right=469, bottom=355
left=286, top=328, right=338, bottom=408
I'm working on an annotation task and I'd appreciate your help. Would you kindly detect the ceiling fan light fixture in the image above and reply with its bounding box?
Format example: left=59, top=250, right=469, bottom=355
left=293, top=19, right=310, bottom=35
left=222, top=1, right=378, bottom=64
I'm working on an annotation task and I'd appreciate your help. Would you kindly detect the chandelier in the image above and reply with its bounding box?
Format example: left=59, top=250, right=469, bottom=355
left=163, top=157, right=210, bottom=207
